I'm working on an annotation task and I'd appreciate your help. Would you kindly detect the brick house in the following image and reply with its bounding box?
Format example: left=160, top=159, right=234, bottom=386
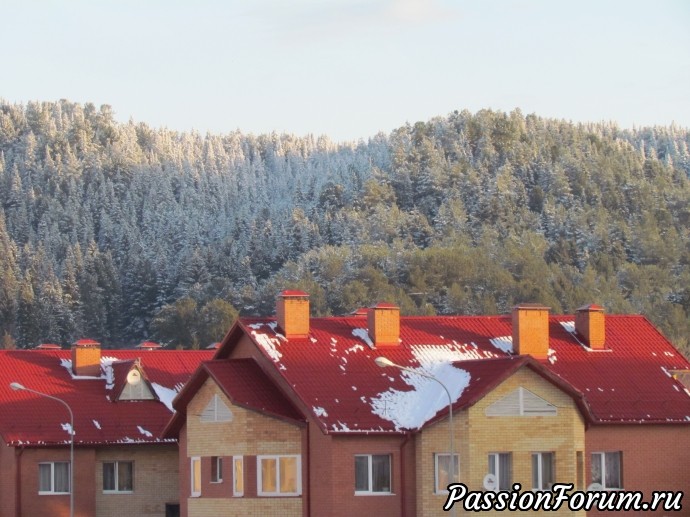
left=0, top=341, right=211, bottom=517
left=167, top=292, right=690, bottom=516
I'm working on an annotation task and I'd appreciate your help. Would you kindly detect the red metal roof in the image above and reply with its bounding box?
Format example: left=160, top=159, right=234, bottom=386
left=0, top=349, right=212, bottom=447
left=220, top=314, right=690, bottom=434
left=280, top=290, right=309, bottom=297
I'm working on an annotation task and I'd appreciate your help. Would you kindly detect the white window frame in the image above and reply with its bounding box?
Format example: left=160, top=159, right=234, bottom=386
left=191, top=456, right=201, bottom=497
left=102, top=460, right=134, bottom=493
left=257, top=455, right=302, bottom=496
left=434, top=453, right=459, bottom=494
left=354, top=454, right=392, bottom=495
left=233, top=456, right=244, bottom=497
left=38, top=461, right=71, bottom=495
left=210, top=456, right=223, bottom=483
left=531, top=452, right=554, bottom=491
left=488, top=453, right=512, bottom=491
left=591, top=452, right=622, bottom=490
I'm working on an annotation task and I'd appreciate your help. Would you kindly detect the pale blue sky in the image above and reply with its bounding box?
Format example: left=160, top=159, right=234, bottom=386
left=2, top=0, right=689, bottom=141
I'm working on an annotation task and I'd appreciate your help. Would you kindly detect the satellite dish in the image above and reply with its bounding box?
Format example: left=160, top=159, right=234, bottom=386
left=126, top=369, right=141, bottom=386
left=483, top=473, right=497, bottom=491
left=587, top=482, right=603, bottom=492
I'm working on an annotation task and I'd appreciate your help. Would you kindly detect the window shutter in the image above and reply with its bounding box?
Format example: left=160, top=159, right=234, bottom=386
left=486, top=389, right=521, bottom=416
left=201, top=394, right=233, bottom=422
left=486, top=387, right=557, bottom=416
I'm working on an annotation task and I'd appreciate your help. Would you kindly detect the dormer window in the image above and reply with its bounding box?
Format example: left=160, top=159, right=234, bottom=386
left=116, top=362, right=156, bottom=401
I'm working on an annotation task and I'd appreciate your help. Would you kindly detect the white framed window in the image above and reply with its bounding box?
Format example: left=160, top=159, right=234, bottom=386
left=354, top=454, right=391, bottom=494
left=103, top=461, right=134, bottom=492
left=257, top=455, right=301, bottom=496
left=211, top=456, right=222, bottom=483
left=200, top=394, right=233, bottom=423
left=591, top=452, right=622, bottom=489
left=39, top=462, right=70, bottom=494
left=233, top=456, right=244, bottom=497
left=531, top=452, right=554, bottom=490
left=488, top=453, right=512, bottom=491
left=191, top=457, right=201, bottom=497
left=434, top=453, right=459, bottom=493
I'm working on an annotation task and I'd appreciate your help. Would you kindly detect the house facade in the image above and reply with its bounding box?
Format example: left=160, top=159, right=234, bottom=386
left=168, top=292, right=690, bottom=516
left=0, top=342, right=211, bottom=517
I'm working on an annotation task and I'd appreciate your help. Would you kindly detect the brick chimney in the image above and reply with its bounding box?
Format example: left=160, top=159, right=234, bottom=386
left=72, top=339, right=101, bottom=376
left=575, top=304, right=606, bottom=349
left=276, top=290, right=310, bottom=339
left=367, top=303, right=400, bottom=347
left=511, top=304, right=550, bottom=359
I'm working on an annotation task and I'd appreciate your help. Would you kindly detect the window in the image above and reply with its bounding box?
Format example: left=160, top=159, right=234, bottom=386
left=591, top=452, right=622, bottom=489
left=485, top=387, right=557, bottom=416
left=39, top=462, right=70, bottom=494
left=211, top=456, right=222, bottom=483
left=576, top=451, right=584, bottom=490
left=488, top=453, right=512, bottom=491
left=191, top=457, right=201, bottom=497
left=103, top=461, right=134, bottom=492
left=532, top=452, right=554, bottom=490
left=434, top=454, right=459, bottom=493
left=257, top=455, right=301, bottom=496
left=355, top=454, right=391, bottom=494
left=200, top=394, right=233, bottom=423
left=233, top=456, right=244, bottom=497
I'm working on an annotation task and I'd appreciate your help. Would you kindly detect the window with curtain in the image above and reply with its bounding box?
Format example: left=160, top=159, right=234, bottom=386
left=488, top=453, right=512, bottom=491
left=38, top=462, right=70, bottom=494
left=191, top=457, right=201, bottom=497
left=434, top=453, right=460, bottom=493
left=531, top=452, right=554, bottom=490
left=354, top=454, right=391, bottom=494
left=591, top=452, right=622, bottom=489
left=257, top=455, right=301, bottom=496
left=103, top=461, right=134, bottom=492
left=233, top=456, right=244, bottom=497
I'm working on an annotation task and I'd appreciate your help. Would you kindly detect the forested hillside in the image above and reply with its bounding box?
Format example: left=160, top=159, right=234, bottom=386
left=1, top=100, right=689, bottom=352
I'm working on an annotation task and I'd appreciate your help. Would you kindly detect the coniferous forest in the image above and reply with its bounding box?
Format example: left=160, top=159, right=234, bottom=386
left=1, top=100, right=689, bottom=352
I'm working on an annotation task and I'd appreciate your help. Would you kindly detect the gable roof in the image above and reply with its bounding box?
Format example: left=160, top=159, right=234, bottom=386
left=214, top=313, right=690, bottom=434
left=164, top=358, right=305, bottom=438
left=0, top=349, right=211, bottom=447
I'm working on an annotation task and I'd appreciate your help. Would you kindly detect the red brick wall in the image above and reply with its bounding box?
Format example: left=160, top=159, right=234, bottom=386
left=0, top=439, right=17, bottom=517
left=586, top=425, right=690, bottom=516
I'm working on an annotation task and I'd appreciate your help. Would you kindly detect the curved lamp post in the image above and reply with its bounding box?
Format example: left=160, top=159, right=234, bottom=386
left=10, top=382, right=74, bottom=517
left=374, top=357, right=456, bottom=515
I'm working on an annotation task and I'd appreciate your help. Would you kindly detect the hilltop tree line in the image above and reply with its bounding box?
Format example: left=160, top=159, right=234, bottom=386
left=0, top=100, right=689, bottom=352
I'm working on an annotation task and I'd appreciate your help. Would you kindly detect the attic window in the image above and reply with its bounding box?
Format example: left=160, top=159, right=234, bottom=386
left=118, top=368, right=155, bottom=401
left=485, top=387, right=557, bottom=417
left=200, top=394, right=233, bottom=423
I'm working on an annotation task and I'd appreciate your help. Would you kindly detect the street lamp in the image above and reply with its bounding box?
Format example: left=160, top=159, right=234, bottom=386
left=374, top=357, right=456, bottom=514
left=10, top=382, right=74, bottom=517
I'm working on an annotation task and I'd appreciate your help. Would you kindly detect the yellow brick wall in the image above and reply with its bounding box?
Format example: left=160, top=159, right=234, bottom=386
left=95, top=444, right=178, bottom=517
left=416, top=367, right=586, bottom=517
left=186, top=378, right=303, bottom=517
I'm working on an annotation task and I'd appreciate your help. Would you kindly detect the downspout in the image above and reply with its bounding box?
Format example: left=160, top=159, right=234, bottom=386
left=399, top=433, right=411, bottom=517
left=305, top=423, right=310, bottom=517
left=15, top=445, right=24, bottom=517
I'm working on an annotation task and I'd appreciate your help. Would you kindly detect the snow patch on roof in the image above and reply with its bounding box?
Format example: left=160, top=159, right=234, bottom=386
left=313, top=406, right=328, bottom=418
left=151, top=382, right=178, bottom=412
left=251, top=330, right=283, bottom=362
left=489, top=336, right=513, bottom=354
left=560, top=321, right=576, bottom=334
left=93, top=420, right=101, bottom=430
left=61, top=423, right=75, bottom=436
left=370, top=347, right=472, bottom=431
left=137, top=425, right=153, bottom=437
left=352, top=328, right=374, bottom=349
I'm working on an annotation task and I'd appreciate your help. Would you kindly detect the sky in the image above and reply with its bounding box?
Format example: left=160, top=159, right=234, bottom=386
left=2, top=0, right=689, bottom=142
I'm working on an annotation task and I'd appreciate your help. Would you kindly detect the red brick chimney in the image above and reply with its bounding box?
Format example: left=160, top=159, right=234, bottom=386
left=367, top=303, right=400, bottom=347
left=575, top=304, right=606, bottom=349
left=72, top=339, right=101, bottom=376
left=512, top=304, right=550, bottom=359
left=276, top=290, right=310, bottom=339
